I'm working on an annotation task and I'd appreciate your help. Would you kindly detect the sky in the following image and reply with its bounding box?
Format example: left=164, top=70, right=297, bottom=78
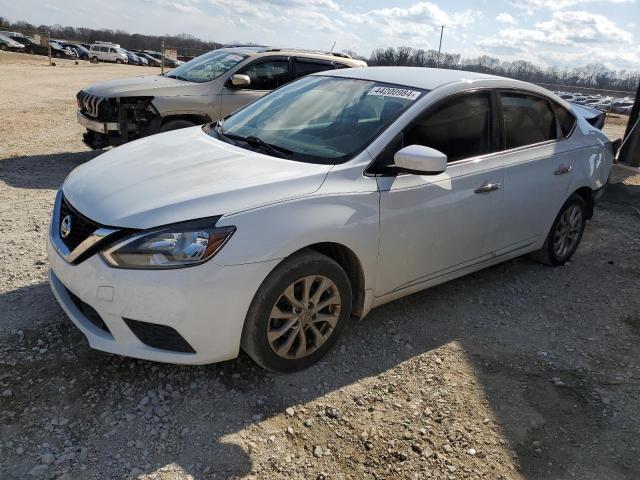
left=1, top=0, right=639, bottom=70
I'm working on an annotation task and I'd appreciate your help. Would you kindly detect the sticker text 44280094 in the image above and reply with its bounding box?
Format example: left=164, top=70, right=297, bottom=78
left=367, top=86, right=421, bottom=101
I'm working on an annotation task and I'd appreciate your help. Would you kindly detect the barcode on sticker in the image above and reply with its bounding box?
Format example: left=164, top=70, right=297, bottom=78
left=223, top=54, right=244, bottom=62
left=368, top=87, right=421, bottom=100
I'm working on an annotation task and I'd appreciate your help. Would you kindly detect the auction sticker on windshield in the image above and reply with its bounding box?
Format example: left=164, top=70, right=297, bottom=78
left=367, top=87, right=421, bottom=101
left=223, top=54, right=245, bottom=62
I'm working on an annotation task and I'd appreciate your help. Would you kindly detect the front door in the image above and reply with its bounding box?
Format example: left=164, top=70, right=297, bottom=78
left=220, top=57, right=291, bottom=117
left=375, top=90, right=504, bottom=295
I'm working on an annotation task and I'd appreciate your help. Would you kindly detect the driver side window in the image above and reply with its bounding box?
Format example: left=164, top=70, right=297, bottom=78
left=238, top=59, right=290, bottom=91
left=372, top=91, right=495, bottom=174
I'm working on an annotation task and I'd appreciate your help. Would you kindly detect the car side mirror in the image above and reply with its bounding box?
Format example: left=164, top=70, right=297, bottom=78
left=394, top=145, right=447, bottom=175
left=230, top=74, right=251, bottom=88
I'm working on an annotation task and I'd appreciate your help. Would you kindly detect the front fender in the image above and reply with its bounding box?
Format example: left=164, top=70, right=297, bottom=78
left=213, top=192, right=381, bottom=293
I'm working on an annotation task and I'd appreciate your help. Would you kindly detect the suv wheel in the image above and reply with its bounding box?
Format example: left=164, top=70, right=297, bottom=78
left=0, top=44, right=7, bottom=51
left=115, top=58, right=122, bottom=64
left=241, top=249, right=352, bottom=372
left=531, top=193, right=587, bottom=266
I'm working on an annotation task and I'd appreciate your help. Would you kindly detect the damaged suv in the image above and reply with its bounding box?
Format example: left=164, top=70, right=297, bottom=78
left=76, top=46, right=367, bottom=149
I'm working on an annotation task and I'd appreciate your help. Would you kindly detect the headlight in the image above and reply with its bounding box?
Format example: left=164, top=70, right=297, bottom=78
left=101, top=217, right=235, bottom=269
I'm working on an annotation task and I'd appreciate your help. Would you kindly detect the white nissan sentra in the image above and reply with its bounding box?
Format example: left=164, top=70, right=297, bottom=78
left=48, top=67, right=614, bottom=372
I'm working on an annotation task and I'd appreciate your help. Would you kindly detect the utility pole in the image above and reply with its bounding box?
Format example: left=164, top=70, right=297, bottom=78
left=160, top=40, right=165, bottom=75
left=436, top=25, right=444, bottom=68
left=48, top=31, right=52, bottom=66
left=330, top=41, right=336, bottom=52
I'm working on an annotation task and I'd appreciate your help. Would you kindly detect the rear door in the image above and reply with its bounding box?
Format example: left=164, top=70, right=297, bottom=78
left=493, top=91, right=578, bottom=254
left=220, top=56, right=291, bottom=117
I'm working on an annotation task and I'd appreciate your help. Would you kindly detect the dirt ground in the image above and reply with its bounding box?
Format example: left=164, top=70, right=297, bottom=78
left=1, top=51, right=640, bottom=480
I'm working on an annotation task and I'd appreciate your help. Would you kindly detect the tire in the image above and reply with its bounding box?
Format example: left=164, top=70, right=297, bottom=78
left=241, top=249, right=353, bottom=372
left=115, top=58, right=122, bottom=64
left=0, top=44, right=7, bottom=51
left=90, top=56, right=98, bottom=63
left=530, top=193, right=587, bottom=266
left=159, top=119, right=197, bottom=132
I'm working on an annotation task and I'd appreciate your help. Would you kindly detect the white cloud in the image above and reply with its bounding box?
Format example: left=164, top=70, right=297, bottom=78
left=509, top=0, right=635, bottom=12
left=343, top=2, right=481, bottom=48
left=496, top=12, right=518, bottom=25
left=476, top=9, right=637, bottom=69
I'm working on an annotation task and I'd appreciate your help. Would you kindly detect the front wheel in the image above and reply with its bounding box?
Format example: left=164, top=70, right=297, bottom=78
left=241, top=250, right=352, bottom=372
left=115, top=58, right=122, bottom=64
left=531, top=193, right=587, bottom=266
left=0, top=44, right=7, bottom=51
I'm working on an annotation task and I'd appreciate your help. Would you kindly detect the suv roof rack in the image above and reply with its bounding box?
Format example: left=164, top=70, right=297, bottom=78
left=258, top=47, right=352, bottom=59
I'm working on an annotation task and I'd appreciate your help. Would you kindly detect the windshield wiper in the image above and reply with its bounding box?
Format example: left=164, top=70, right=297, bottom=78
left=166, top=74, right=189, bottom=81
left=222, top=132, right=291, bottom=159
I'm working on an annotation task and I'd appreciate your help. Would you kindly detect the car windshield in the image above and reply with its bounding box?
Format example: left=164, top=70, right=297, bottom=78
left=167, top=50, right=248, bottom=83
left=213, top=75, right=424, bottom=164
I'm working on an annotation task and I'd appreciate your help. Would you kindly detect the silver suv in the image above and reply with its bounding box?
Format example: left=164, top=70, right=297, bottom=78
left=76, top=46, right=367, bottom=149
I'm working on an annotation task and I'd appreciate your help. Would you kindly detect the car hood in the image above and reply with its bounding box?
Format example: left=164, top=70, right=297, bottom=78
left=62, top=127, right=333, bottom=229
left=82, top=75, right=205, bottom=98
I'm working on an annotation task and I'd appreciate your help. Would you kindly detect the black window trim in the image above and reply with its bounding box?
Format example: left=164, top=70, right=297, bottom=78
left=292, top=56, right=339, bottom=78
left=228, top=55, right=293, bottom=91
left=366, top=86, right=579, bottom=177
left=366, top=87, right=501, bottom=175
left=496, top=88, right=577, bottom=154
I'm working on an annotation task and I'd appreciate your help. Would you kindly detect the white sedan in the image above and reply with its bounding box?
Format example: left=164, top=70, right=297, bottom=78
left=48, top=67, right=614, bottom=372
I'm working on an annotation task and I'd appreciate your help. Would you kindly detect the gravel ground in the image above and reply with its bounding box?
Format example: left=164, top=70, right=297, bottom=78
left=1, top=52, right=640, bottom=480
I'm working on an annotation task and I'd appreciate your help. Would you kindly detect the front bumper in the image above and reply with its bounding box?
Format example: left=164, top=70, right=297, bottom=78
left=77, top=110, right=119, bottom=134
left=47, top=237, right=280, bottom=365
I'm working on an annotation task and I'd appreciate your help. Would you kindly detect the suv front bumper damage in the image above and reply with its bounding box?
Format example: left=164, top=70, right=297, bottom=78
left=77, top=92, right=160, bottom=149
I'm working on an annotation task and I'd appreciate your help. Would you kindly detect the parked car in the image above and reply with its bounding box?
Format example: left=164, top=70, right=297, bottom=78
left=612, top=101, right=634, bottom=114
left=618, top=105, right=633, bottom=115
left=144, top=51, right=181, bottom=68
left=49, top=41, right=77, bottom=59
left=131, top=51, right=161, bottom=67
left=52, top=67, right=615, bottom=371
left=122, top=49, right=144, bottom=65
left=76, top=46, right=367, bottom=149
left=0, top=33, right=25, bottom=51
left=89, top=43, right=128, bottom=63
left=0, top=32, right=48, bottom=55
left=66, top=42, right=91, bottom=60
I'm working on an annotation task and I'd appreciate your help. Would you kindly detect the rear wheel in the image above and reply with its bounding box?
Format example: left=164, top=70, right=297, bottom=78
left=241, top=250, right=352, bottom=372
left=159, top=119, right=197, bottom=132
left=530, top=193, right=587, bottom=266
left=0, top=44, right=7, bottom=51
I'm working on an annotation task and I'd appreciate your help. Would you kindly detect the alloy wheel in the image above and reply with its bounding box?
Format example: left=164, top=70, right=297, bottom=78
left=267, top=275, right=341, bottom=359
left=553, top=204, right=583, bottom=258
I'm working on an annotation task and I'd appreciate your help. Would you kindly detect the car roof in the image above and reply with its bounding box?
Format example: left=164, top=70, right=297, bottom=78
left=316, top=66, right=529, bottom=91
left=216, top=46, right=367, bottom=67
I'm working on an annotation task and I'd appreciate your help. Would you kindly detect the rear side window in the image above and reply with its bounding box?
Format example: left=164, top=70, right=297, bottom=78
left=294, top=59, right=333, bottom=78
left=501, top=93, right=557, bottom=149
left=551, top=102, right=576, bottom=138
left=405, top=91, right=493, bottom=162
left=240, top=60, right=290, bottom=91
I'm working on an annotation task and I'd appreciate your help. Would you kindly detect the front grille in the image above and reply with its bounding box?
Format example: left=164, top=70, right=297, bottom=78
left=77, top=91, right=105, bottom=119
left=67, top=290, right=112, bottom=335
left=123, top=319, right=196, bottom=354
left=59, top=196, right=102, bottom=252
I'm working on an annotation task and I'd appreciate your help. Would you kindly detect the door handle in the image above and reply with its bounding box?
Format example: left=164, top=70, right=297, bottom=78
left=474, top=182, right=501, bottom=194
left=554, top=165, right=573, bottom=175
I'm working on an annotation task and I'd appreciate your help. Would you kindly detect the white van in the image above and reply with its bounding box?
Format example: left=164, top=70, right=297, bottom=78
left=89, top=43, right=128, bottom=64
